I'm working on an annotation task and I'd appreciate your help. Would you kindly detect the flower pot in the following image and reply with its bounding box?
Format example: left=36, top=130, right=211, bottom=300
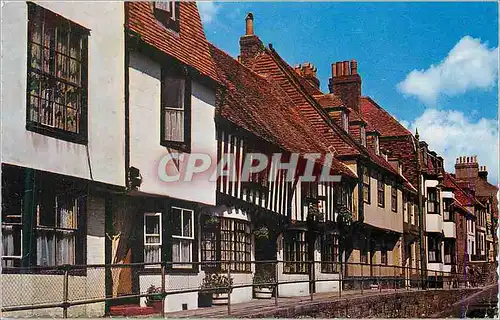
left=212, top=292, right=229, bottom=305
left=147, top=300, right=163, bottom=313
left=254, top=287, right=272, bottom=299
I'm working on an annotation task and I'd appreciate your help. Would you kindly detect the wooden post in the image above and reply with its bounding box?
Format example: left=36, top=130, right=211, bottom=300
left=310, top=260, right=314, bottom=301
left=227, top=264, right=232, bottom=315
left=360, top=262, right=364, bottom=294
left=161, top=263, right=166, bottom=318
left=274, top=260, right=279, bottom=307
left=63, top=265, right=69, bottom=318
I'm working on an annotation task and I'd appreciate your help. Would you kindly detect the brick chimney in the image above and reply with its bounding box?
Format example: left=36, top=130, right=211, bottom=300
left=328, top=60, right=362, bottom=114
left=239, top=13, right=264, bottom=67
left=479, top=165, right=488, bottom=181
left=294, top=62, right=320, bottom=89
left=455, top=155, right=479, bottom=181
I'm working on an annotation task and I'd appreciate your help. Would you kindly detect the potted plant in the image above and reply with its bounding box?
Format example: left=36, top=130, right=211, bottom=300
left=253, top=266, right=275, bottom=299
left=200, top=273, right=233, bottom=305
left=254, top=226, right=270, bottom=240
left=145, top=284, right=163, bottom=312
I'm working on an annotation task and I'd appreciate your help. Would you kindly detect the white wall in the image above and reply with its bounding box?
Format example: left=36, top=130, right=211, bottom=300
left=128, top=52, right=217, bottom=205
left=1, top=2, right=125, bottom=187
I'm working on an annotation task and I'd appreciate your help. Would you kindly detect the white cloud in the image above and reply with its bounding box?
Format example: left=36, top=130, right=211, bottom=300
left=403, top=108, right=498, bottom=183
left=197, top=1, right=221, bottom=24
left=398, top=36, right=498, bottom=105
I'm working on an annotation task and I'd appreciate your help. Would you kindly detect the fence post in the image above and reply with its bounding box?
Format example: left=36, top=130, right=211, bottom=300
left=62, top=265, right=69, bottom=318
left=274, top=260, right=279, bottom=307
left=161, top=262, right=166, bottom=318
left=310, top=260, right=314, bottom=302
left=227, top=263, right=232, bottom=316
left=339, top=262, right=342, bottom=298
left=379, top=265, right=382, bottom=292
left=394, top=266, right=397, bottom=291
left=360, top=262, right=363, bottom=294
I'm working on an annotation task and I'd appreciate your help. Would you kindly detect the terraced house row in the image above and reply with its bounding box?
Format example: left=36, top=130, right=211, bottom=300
left=1, top=2, right=497, bottom=317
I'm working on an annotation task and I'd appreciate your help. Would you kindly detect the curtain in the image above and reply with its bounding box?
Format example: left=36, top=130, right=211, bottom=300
left=56, top=231, right=75, bottom=265
left=37, top=231, right=54, bottom=266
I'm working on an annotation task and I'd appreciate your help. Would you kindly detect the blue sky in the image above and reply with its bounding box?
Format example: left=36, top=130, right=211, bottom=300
left=198, top=2, right=499, bottom=183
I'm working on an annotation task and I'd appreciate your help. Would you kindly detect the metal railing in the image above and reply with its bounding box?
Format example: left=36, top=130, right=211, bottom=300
left=1, top=259, right=491, bottom=317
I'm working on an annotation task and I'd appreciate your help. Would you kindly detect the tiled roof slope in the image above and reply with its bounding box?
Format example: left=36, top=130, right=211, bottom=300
left=313, top=94, right=344, bottom=109
left=360, top=97, right=412, bottom=137
left=361, top=96, right=419, bottom=186
left=250, top=51, right=359, bottom=156
left=249, top=47, right=403, bottom=178
left=209, top=44, right=356, bottom=178
left=443, top=173, right=484, bottom=211
left=126, top=2, right=219, bottom=83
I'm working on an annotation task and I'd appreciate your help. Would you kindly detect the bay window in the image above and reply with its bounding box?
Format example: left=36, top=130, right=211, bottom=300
left=428, top=236, right=441, bottom=263
left=200, top=217, right=251, bottom=273
left=444, top=240, right=455, bottom=265
left=1, top=166, right=85, bottom=269
left=284, top=231, right=308, bottom=273
left=427, top=188, right=440, bottom=214
left=321, top=233, right=340, bottom=273
left=443, top=198, right=453, bottom=222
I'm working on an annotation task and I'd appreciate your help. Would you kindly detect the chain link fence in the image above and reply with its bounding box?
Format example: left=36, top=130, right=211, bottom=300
left=1, top=260, right=487, bottom=317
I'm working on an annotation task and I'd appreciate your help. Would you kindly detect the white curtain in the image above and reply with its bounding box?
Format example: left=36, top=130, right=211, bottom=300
left=37, top=232, right=54, bottom=266
left=145, top=246, right=160, bottom=263
left=56, top=231, right=75, bottom=265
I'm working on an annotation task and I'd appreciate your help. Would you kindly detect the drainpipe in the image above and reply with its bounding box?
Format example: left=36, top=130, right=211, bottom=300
left=415, top=132, right=426, bottom=288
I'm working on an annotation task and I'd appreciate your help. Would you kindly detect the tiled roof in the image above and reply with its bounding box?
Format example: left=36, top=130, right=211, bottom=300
left=444, top=172, right=485, bottom=209
left=313, top=94, right=344, bottom=108
left=126, top=2, right=219, bottom=83
left=209, top=44, right=356, bottom=179
left=249, top=47, right=404, bottom=178
left=360, top=97, right=412, bottom=137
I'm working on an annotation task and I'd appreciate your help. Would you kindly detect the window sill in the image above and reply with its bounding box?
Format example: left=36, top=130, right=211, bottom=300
left=26, top=122, right=87, bottom=145
left=160, top=140, right=191, bottom=153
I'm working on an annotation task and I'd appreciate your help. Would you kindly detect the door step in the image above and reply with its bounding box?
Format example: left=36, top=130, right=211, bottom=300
left=109, top=304, right=158, bottom=317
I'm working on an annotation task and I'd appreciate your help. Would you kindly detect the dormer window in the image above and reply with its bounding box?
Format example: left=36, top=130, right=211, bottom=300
left=342, top=112, right=348, bottom=131
left=374, top=136, right=380, bottom=155
left=360, top=126, right=366, bottom=147
left=153, top=1, right=180, bottom=32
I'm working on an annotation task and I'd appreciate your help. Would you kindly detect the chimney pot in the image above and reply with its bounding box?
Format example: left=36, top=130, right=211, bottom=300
left=351, top=60, right=358, bottom=75
left=343, top=61, right=350, bottom=75
left=245, top=13, right=254, bottom=35
left=337, top=62, right=344, bottom=76
left=332, top=63, right=337, bottom=77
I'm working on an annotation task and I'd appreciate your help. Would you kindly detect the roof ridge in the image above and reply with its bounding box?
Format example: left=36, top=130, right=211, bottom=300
left=265, top=47, right=406, bottom=178
left=208, top=42, right=274, bottom=84
left=265, top=48, right=367, bottom=155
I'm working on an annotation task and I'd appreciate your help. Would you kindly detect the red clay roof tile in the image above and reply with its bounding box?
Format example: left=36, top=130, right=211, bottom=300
left=126, top=2, right=219, bottom=83
left=209, top=44, right=356, bottom=178
left=360, top=96, right=412, bottom=137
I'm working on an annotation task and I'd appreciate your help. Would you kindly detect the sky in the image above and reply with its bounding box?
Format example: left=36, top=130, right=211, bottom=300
left=197, top=2, right=499, bottom=184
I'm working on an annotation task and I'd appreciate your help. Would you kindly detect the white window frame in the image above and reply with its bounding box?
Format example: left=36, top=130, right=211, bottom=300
left=155, top=1, right=176, bottom=21
left=144, top=212, right=162, bottom=268
left=342, top=112, right=348, bottom=131
left=171, top=207, right=194, bottom=268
